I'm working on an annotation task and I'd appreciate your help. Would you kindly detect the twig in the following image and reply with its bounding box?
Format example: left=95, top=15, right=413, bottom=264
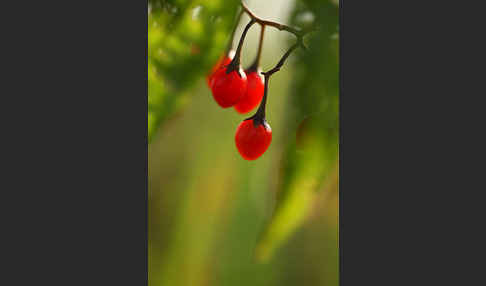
left=241, top=2, right=304, bottom=37
left=226, top=9, right=244, bottom=53
left=240, top=1, right=315, bottom=123
left=250, top=38, right=306, bottom=124
left=247, top=24, right=265, bottom=71
left=261, top=42, right=299, bottom=77
left=226, top=19, right=257, bottom=73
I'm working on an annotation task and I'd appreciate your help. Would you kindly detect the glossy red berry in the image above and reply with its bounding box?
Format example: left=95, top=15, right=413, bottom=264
left=207, top=50, right=235, bottom=87
left=235, top=119, right=272, bottom=160
left=210, top=66, right=247, bottom=108
left=234, top=69, right=264, bottom=114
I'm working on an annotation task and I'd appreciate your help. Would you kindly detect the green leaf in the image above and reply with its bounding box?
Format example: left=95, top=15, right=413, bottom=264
left=255, top=0, right=339, bottom=262
left=148, top=0, right=239, bottom=142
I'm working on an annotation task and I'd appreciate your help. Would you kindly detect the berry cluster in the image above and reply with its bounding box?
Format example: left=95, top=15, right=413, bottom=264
left=207, top=3, right=310, bottom=160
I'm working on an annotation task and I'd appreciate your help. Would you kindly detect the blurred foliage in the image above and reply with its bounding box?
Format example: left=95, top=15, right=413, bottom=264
left=148, top=0, right=239, bottom=141
left=149, top=0, right=339, bottom=285
left=255, top=0, right=339, bottom=262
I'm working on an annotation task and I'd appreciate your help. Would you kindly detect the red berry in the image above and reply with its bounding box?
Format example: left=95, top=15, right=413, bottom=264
left=210, top=66, right=247, bottom=108
left=207, top=50, right=235, bottom=87
left=234, top=69, right=264, bottom=114
left=235, top=119, right=272, bottom=160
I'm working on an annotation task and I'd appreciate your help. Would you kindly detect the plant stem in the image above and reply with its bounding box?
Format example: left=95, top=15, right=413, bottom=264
left=250, top=41, right=303, bottom=124
left=251, top=73, right=270, bottom=124
left=262, top=42, right=299, bottom=77
left=227, top=18, right=256, bottom=73
left=241, top=2, right=305, bottom=38
left=226, top=9, right=244, bottom=53
left=248, top=24, right=265, bottom=72
left=239, top=1, right=314, bottom=124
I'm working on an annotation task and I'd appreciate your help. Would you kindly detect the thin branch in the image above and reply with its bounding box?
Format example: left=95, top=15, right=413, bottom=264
left=247, top=24, right=265, bottom=71
left=226, top=9, right=244, bottom=53
left=261, top=42, right=299, bottom=77
left=251, top=38, right=306, bottom=123
left=241, top=1, right=313, bottom=74
left=240, top=1, right=315, bottom=123
left=241, top=2, right=303, bottom=37
left=253, top=71, right=270, bottom=121
left=227, top=18, right=256, bottom=73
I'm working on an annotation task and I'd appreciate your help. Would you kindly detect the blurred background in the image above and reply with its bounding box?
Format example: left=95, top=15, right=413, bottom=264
left=148, top=0, right=339, bottom=285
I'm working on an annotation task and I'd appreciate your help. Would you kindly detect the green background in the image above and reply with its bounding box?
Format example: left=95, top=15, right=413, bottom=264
left=149, top=0, right=339, bottom=285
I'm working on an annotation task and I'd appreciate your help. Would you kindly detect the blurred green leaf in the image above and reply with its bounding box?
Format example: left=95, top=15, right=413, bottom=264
left=255, top=0, right=339, bottom=262
left=148, top=0, right=239, bottom=142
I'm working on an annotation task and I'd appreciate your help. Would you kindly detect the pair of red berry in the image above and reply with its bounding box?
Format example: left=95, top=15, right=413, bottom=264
left=207, top=50, right=271, bottom=161
left=207, top=50, right=265, bottom=114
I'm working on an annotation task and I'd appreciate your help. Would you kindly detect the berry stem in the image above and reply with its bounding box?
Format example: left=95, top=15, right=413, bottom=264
left=250, top=40, right=304, bottom=125
left=248, top=24, right=265, bottom=72
left=252, top=73, right=270, bottom=123
left=226, top=9, right=244, bottom=53
left=241, top=2, right=313, bottom=38
left=262, top=41, right=300, bottom=77
left=227, top=18, right=256, bottom=73
left=237, top=1, right=314, bottom=124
